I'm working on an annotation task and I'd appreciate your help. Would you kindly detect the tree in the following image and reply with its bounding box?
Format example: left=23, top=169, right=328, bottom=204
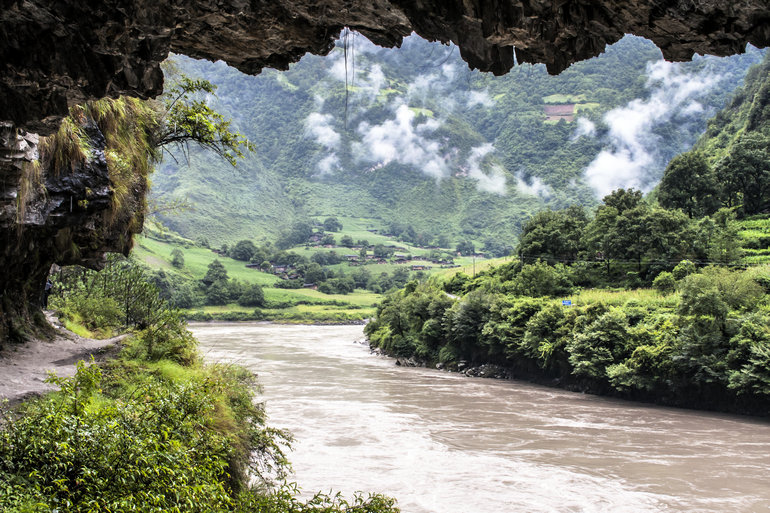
left=568, top=309, right=632, bottom=380
left=321, top=233, right=336, bottom=246
left=658, top=152, right=720, bottom=218
left=392, top=267, right=411, bottom=288
left=238, top=283, right=265, bottom=307
left=155, top=75, right=254, bottom=166
left=652, top=272, right=676, bottom=293
left=202, top=259, right=228, bottom=286
left=642, top=206, right=694, bottom=265
left=351, top=267, right=371, bottom=288
left=303, top=263, right=326, bottom=284
left=582, top=204, right=622, bottom=277
left=277, top=222, right=314, bottom=249
left=205, top=279, right=230, bottom=305
left=509, top=261, right=573, bottom=297
left=482, top=238, right=514, bottom=258
left=340, top=235, right=354, bottom=247
left=602, top=188, right=643, bottom=213
left=229, top=239, right=257, bottom=261
left=716, top=133, right=770, bottom=215
left=435, top=234, right=450, bottom=248
left=373, top=244, right=393, bottom=259
left=707, top=209, right=742, bottom=264
left=456, top=240, right=475, bottom=256
left=170, top=248, right=184, bottom=268
left=517, top=206, right=587, bottom=264
left=323, top=217, right=343, bottom=232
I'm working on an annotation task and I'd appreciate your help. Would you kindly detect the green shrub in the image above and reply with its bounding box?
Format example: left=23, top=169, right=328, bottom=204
left=672, top=259, right=696, bottom=280
left=59, top=294, right=122, bottom=331
left=238, top=283, right=265, bottom=307
left=652, top=271, right=676, bottom=294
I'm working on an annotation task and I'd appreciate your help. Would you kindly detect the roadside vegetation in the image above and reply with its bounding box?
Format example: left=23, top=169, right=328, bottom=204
left=1, top=257, right=399, bottom=512
left=366, top=188, right=770, bottom=415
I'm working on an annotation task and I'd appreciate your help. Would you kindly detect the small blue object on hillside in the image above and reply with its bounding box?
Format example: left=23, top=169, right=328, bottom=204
left=562, top=299, right=572, bottom=306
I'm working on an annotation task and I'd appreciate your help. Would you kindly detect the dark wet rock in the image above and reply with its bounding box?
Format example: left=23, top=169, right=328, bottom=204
left=0, top=121, right=146, bottom=344
left=463, top=364, right=514, bottom=380
left=1, top=0, right=769, bottom=134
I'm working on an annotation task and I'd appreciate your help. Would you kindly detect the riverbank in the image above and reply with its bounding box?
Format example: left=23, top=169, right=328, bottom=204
left=374, top=338, right=770, bottom=417
left=1, top=315, right=398, bottom=512
left=193, top=322, right=770, bottom=513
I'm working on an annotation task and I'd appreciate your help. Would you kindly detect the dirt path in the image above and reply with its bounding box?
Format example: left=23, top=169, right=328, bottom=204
left=0, top=312, right=127, bottom=406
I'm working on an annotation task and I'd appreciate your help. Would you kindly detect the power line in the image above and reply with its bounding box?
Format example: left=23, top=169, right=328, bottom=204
left=517, top=253, right=767, bottom=269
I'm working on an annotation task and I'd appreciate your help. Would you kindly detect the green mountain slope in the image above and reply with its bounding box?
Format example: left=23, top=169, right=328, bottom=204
left=151, top=34, right=764, bottom=247
left=653, top=52, right=770, bottom=261
left=695, top=53, right=770, bottom=160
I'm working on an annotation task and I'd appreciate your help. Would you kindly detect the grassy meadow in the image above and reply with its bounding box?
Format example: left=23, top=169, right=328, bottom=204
left=133, top=217, right=492, bottom=322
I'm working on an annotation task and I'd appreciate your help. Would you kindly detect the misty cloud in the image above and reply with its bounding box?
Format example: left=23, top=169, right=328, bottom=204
left=515, top=171, right=551, bottom=198
left=465, top=144, right=507, bottom=194
left=584, top=59, right=722, bottom=197
left=316, top=154, right=340, bottom=176
left=305, top=108, right=342, bottom=175
left=572, top=118, right=596, bottom=139
left=305, top=112, right=340, bottom=150
left=355, top=103, right=450, bottom=180
left=466, top=90, right=494, bottom=108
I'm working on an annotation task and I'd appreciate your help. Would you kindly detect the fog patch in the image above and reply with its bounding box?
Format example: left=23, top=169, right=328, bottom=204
left=305, top=112, right=340, bottom=150
left=305, top=105, right=342, bottom=175
left=584, top=60, right=722, bottom=197
left=465, top=144, right=507, bottom=194
left=467, top=90, right=494, bottom=108
left=354, top=103, right=450, bottom=180
left=515, top=171, right=551, bottom=198
left=572, top=118, right=596, bottom=140
left=316, top=154, right=340, bottom=176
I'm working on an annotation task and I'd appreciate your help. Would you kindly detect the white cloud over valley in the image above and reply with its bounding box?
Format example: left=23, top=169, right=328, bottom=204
left=583, top=60, right=723, bottom=197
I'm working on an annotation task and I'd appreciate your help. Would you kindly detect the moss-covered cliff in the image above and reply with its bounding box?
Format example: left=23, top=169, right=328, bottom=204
left=0, top=98, right=156, bottom=345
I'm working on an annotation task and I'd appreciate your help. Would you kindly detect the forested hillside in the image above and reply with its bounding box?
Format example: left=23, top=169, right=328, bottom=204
left=151, top=35, right=764, bottom=247
left=365, top=54, right=770, bottom=416
left=658, top=52, right=770, bottom=218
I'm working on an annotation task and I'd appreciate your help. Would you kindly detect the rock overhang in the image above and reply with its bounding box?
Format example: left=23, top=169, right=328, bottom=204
left=1, top=0, right=768, bottom=134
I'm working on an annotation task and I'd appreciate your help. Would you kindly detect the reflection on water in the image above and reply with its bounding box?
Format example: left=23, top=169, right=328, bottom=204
left=192, top=322, right=770, bottom=513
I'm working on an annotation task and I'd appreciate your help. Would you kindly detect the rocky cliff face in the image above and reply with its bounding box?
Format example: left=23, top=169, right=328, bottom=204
left=0, top=121, right=146, bottom=343
left=1, top=0, right=768, bottom=135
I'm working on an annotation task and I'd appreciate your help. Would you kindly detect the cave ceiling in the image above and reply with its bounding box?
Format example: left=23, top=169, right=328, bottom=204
left=1, top=0, right=768, bottom=134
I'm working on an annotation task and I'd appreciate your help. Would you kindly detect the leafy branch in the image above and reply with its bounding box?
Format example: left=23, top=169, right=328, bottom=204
left=154, top=76, right=255, bottom=166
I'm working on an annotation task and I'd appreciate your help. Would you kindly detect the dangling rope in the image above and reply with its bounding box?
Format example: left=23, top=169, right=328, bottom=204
left=343, top=28, right=349, bottom=130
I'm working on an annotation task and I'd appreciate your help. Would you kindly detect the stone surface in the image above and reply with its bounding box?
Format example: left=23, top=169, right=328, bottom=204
left=1, top=0, right=769, bottom=134
left=0, top=121, right=146, bottom=343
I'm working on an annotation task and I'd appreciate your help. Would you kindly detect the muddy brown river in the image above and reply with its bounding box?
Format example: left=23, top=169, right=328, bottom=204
left=192, top=322, right=770, bottom=513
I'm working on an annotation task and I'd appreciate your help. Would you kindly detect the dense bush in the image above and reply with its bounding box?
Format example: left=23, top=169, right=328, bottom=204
left=3, top=260, right=399, bottom=513
left=366, top=264, right=770, bottom=414
left=238, top=283, right=266, bottom=306
left=51, top=256, right=183, bottom=336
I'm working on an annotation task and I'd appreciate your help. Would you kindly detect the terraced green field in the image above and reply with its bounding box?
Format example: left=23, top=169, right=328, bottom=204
left=737, top=215, right=770, bottom=264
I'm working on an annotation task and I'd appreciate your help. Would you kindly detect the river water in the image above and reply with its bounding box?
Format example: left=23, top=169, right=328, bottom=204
left=192, top=322, right=770, bottom=513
